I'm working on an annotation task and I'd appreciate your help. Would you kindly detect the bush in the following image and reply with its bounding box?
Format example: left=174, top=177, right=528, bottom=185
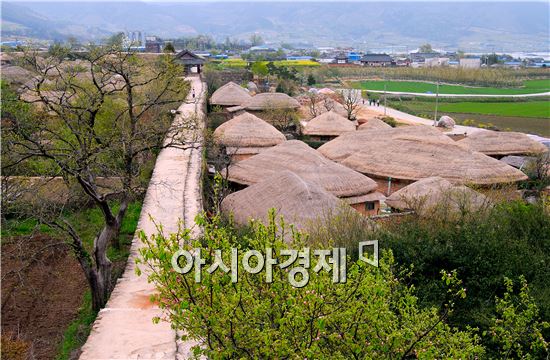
left=138, top=212, right=484, bottom=359
left=380, top=116, right=397, bottom=127
left=378, top=200, right=550, bottom=354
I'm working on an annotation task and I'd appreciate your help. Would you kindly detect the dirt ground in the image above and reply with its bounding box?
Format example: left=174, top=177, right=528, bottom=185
left=1, top=234, right=86, bottom=359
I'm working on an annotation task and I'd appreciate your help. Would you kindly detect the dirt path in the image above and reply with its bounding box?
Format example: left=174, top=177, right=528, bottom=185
left=79, top=76, right=205, bottom=359
left=359, top=103, right=485, bottom=135
left=364, top=90, right=550, bottom=98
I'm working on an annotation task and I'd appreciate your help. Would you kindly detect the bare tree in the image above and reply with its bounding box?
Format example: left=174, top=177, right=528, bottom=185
left=307, top=91, right=321, bottom=118
left=2, top=45, right=195, bottom=310
left=337, top=89, right=361, bottom=120
left=323, top=97, right=335, bottom=112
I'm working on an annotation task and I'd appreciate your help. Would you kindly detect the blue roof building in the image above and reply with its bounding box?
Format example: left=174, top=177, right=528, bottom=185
left=348, top=52, right=362, bottom=62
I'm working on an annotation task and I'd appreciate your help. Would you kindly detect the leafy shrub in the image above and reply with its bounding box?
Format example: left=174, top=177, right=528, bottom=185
left=137, top=212, right=483, bottom=359
left=378, top=200, right=550, bottom=354
left=380, top=116, right=398, bottom=127
left=488, top=276, right=549, bottom=359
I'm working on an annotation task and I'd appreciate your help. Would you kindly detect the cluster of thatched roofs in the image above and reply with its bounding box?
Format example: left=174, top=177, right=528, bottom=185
left=318, top=125, right=531, bottom=185
left=210, top=82, right=300, bottom=112
left=210, top=81, right=548, bottom=229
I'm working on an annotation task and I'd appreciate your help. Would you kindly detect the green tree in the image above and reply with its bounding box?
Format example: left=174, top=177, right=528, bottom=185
left=2, top=47, right=192, bottom=310
left=307, top=74, right=316, bottom=86
left=419, top=43, right=434, bottom=53
left=163, top=42, right=175, bottom=53
left=250, top=61, right=268, bottom=78
left=137, top=210, right=484, bottom=358
left=250, top=33, right=264, bottom=46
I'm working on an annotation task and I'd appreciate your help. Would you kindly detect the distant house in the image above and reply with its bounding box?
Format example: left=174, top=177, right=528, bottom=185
left=347, top=52, right=362, bottom=62
left=173, top=50, right=206, bottom=74
left=249, top=45, right=277, bottom=52
left=459, top=58, right=481, bottom=69
left=1, top=40, right=25, bottom=48
left=360, top=54, right=394, bottom=67
left=394, top=57, right=411, bottom=67
left=502, top=61, right=522, bottom=69
left=334, top=53, right=348, bottom=64
left=145, top=36, right=162, bottom=53
left=286, top=55, right=313, bottom=61
left=410, top=52, right=440, bottom=62
left=425, top=57, right=449, bottom=67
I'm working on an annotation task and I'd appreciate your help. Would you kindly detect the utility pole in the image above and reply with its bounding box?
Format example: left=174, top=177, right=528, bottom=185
left=384, top=82, right=387, bottom=116
left=433, top=80, right=440, bottom=126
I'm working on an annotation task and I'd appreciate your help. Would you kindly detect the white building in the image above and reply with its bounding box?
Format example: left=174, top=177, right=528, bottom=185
left=425, top=57, right=450, bottom=67
left=459, top=58, right=481, bottom=69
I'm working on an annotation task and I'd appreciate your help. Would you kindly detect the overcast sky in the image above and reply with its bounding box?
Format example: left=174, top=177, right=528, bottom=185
left=6, top=0, right=547, bottom=2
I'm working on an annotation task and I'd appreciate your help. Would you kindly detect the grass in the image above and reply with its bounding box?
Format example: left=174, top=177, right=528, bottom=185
left=353, top=79, right=550, bottom=95
left=2, top=200, right=143, bottom=358
left=436, top=101, right=550, bottom=118
left=56, top=292, right=97, bottom=360
left=386, top=97, right=550, bottom=136
left=390, top=98, right=550, bottom=119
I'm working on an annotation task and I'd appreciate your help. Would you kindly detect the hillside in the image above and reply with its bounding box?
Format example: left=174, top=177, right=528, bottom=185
left=1, top=1, right=549, bottom=51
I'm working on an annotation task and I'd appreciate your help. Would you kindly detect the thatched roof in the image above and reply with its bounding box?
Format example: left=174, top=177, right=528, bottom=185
left=210, top=82, right=252, bottom=106
left=358, top=118, right=392, bottom=131
left=318, top=125, right=527, bottom=185
left=221, top=170, right=342, bottom=231
left=243, top=92, right=300, bottom=110
left=319, top=125, right=453, bottom=162
left=303, top=110, right=356, bottom=136
left=458, top=130, right=548, bottom=156
left=226, top=140, right=378, bottom=198
left=1, top=65, right=31, bottom=85
left=213, top=112, right=286, bottom=148
left=500, top=155, right=534, bottom=169
left=386, top=176, right=491, bottom=215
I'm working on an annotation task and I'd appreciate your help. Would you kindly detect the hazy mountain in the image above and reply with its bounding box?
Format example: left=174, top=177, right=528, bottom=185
left=2, top=1, right=549, bottom=51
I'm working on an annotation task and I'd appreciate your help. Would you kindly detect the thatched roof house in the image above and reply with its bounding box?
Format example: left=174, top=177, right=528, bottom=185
left=226, top=140, right=383, bottom=215
left=458, top=131, right=548, bottom=157
left=386, top=176, right=491, bottom=216
left=303, top=110, right=356, bottom=139
left=210, top=82, right=252, bottom=107
left=213, top=112, right=286, bottom=161
left=1, top=66, right=32, bottom=87
left=221, top=170, right=342, bottom=232
left=358, top=118, right=392, bottom=131
left=318, top=125, right=527, bottom=192
left=319, top=125, right=452, bottom=162
left=242, top=92, right=300, bottom=111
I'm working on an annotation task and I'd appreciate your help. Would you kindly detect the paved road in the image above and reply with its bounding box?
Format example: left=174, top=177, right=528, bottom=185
left=80, top=76, right=205, bottom=360
left=363, top=90, right=550, bottom=98
left=361, top=103, right=486, bottom=135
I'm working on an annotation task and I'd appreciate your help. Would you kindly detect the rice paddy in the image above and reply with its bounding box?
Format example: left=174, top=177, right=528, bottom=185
left=386, top=97, right=550, bottom=136
left=354, top=79, right=550, bottom=95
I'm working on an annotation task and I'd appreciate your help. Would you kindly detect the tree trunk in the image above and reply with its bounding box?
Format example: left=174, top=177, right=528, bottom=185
left=89, top=222, right=117, bottom=311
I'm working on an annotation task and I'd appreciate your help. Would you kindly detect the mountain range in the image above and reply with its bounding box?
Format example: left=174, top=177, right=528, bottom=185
left=2, top=1, right=549, bottom=52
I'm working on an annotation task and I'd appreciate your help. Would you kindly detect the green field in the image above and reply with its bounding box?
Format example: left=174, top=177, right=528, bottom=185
left=354, top=79, right=550, bottom=95
left=387, top=98, right=550, bottom=136
left=395, top=100, right=550, bottom=119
